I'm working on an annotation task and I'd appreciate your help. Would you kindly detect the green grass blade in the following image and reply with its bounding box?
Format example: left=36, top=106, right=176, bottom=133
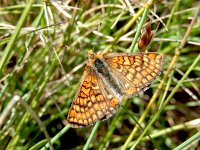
left=0, top=0, right=35, bottom=72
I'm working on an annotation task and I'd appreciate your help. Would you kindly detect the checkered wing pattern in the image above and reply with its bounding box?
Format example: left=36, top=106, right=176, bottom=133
left=103, top=52, right=163, bottom=97
left=67, top=66, right=121, bottom=128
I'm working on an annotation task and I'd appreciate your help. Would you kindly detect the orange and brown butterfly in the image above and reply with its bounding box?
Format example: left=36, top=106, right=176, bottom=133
left=67, top=50, right=163, bottom=128
left=138, top=21, right=153, bottom=51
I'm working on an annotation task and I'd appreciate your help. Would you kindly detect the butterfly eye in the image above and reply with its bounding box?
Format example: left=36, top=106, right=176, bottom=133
left=92, top=83, right=97, bottom=87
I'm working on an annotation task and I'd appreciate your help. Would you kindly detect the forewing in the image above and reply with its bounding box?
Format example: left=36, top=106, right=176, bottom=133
left=103, top=52, right=163, bottom=97
left=67, top=66, right=120, bottom=128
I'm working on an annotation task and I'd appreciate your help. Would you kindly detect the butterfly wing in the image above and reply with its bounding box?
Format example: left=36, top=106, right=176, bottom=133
left=67, top=65, right=121, bottom=128
left=103, top=52, right=163, bottom=97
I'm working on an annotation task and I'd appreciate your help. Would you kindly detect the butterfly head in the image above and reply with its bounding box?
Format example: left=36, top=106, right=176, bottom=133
left=88, top=50, right=95, bottom=60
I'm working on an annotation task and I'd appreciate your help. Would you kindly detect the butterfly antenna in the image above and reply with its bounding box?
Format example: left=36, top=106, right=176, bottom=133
left=92, top=22, right=102, bottom=52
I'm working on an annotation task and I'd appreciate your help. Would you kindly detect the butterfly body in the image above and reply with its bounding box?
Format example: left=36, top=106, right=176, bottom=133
left=67, top=50, right=163, bottom=128
left=93, top=57, right=125, bottom=99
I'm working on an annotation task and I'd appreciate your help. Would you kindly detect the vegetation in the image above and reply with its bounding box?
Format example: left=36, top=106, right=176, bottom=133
left=0, top=0, right=199, bottom=149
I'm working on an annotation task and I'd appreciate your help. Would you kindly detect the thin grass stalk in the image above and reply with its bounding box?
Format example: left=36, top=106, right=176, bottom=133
left=127, top=119, right=200, bottom=148
left=174, top=131, right=200, bottom=150
left=129, top=8, right=149, bottom=53
left=40, top=125, right=71, bottom=150
left=83, top=121, right=101, bottom=150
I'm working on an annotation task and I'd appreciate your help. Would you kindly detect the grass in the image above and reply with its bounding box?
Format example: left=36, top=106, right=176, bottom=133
left=0, top=0, right=200, bottom=150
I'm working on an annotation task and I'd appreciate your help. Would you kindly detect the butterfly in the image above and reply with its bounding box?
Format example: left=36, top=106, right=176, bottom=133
left=67, top=50, right=163, bottom=128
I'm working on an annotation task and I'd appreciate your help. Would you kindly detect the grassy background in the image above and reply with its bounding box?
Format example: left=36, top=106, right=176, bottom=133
left=0, top=0, right=200, bottom=150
